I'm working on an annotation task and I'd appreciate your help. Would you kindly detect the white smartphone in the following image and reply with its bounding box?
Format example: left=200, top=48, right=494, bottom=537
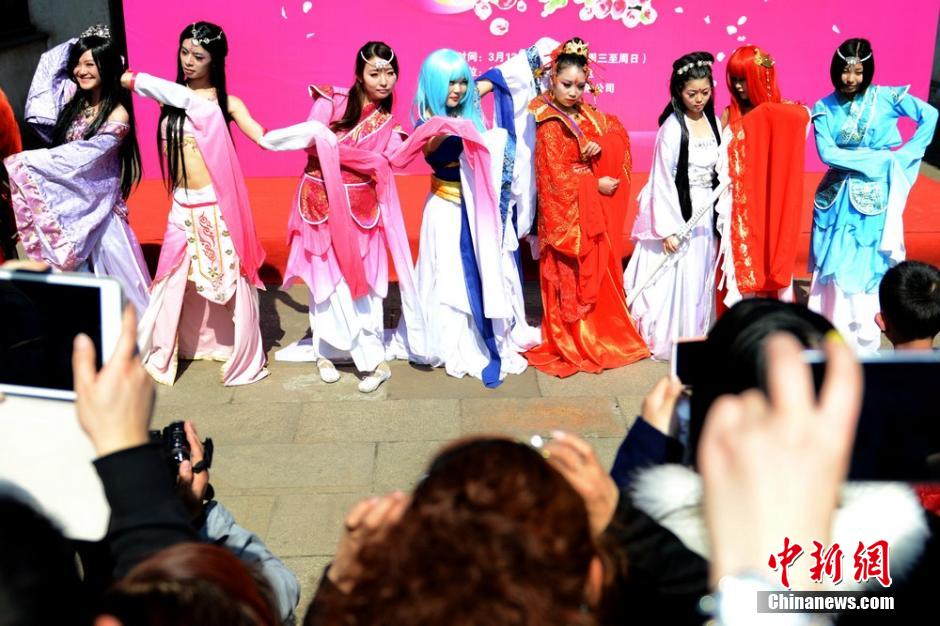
left=0, top=269, right=124, bottom=400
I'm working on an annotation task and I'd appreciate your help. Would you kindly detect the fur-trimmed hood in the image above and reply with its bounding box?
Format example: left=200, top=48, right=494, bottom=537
left=630, top=464, right=931, bottom=590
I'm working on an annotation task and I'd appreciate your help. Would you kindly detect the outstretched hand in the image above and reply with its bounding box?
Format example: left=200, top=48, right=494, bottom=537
left=72, top=305, right=155, bottom=458
left=544, top=431, right=619, bottom=537
left=329, top=492, right=410, bottom=593
left=699, top=333, right=862, bottom=588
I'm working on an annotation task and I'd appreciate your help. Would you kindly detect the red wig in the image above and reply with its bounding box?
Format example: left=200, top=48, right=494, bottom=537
left=725, top=45, right=781, bottom=125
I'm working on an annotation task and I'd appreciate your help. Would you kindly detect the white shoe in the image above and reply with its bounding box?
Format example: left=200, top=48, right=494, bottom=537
left=317, top=358, right=341, bottom=384
left=358, top=363, right=391, bottom=393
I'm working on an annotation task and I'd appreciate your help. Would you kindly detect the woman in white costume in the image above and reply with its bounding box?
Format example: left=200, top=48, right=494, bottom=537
left=386, top=49, right=524, bottom=387
left=624, top=52, right=726, bottom=360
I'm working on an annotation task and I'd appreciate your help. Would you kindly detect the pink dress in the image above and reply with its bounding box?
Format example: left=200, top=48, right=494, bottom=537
left=263, top=86, right=422, bottom=372
left=132, top=72, right=268, bottom=386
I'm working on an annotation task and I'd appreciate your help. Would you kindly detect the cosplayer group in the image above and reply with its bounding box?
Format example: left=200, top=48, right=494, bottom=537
left=3, top=23, right=936, bottom=392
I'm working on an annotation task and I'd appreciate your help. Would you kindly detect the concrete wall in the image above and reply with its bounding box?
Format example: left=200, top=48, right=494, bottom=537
left=0, top=0, right=111, bottom=144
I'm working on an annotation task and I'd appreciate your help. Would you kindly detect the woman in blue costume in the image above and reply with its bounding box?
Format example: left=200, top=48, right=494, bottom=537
left=808, top=38, right=937, bottom=352
left=386, top=49, right=525, bottom=386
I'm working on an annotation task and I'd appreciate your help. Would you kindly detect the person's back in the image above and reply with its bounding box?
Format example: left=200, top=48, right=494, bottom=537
left=877, top=260, right=940, bottom=350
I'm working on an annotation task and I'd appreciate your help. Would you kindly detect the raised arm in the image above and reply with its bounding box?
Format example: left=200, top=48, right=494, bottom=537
left=25, top=39, right=78, bottom=141
left=892, top=87, right=939, bottom=179
left=227, top=94, right=265, bottom=144
left=122, top=71, right=202, bottom=111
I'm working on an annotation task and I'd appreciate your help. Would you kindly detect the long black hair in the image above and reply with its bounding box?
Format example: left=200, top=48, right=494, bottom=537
left=657, top=52, right=721, bottom=222
left=157, top=21, right=231, bottom=190
left=51, top=33, right=141, bottom=200
left=830, top=38, right=875, bottom=94
left=331, top=41, right=398, bottom=133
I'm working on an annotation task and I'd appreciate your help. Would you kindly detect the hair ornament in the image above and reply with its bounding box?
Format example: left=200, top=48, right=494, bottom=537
left=361, top=49, right=395, bottom=70
left=190, top=23, right=224, bottom=47
left=676, top=59, right=713, bottom=76
left=80, top=24, right=111, bottom=39
left=753, top=48, right=775, bottom=69
left=837, top=48, right=872, bottom=67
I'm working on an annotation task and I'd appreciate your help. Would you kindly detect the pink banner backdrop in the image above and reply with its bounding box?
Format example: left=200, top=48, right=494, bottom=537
left=123, top=0, right=939, bottom=178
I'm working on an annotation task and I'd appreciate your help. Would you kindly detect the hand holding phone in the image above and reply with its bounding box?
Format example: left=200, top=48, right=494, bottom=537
left=0, top=269, right=124, bottom=400
left=72, top=306, right=155, bottom=458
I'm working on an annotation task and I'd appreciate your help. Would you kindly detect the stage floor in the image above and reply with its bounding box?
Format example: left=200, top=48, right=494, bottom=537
left=128, top=170, right=940, bottom=285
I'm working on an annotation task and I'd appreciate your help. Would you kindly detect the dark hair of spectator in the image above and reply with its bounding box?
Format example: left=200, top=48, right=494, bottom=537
left=0, top=496, right=89, bottom=625
left=879, top=260, right=940, bottom=341
left=308, top=437, right=603, bottom=626
left=99, top=543, right=278, bottom=626
left=688, top=300, right=835, bottom=465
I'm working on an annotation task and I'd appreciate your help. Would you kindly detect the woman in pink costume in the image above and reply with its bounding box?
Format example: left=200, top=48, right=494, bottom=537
left=124, top=21, right=268, bottom=386
left=261, top=41, right=422, bottom=393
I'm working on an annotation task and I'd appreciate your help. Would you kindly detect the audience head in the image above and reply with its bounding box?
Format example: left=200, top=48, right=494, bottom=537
left=313, top=437, right=603, bottom=626
left=688, top=299, right=835, bottom=465
left=877, top=260, right=940, bottom=347
left=0, top=493, right=88, bottom=625
left=97, top=543, right=278, bottom=626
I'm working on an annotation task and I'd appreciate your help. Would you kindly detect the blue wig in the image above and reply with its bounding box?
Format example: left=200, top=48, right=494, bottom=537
left=412, top=48, right=486, bottom=132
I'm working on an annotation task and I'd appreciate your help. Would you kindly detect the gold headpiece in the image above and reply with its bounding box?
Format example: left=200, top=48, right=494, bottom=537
left=80, top=24, right=111, bottom=39
left=562, top=39, right=590, bottom=59
left=753, top=48, right=775, bottom=69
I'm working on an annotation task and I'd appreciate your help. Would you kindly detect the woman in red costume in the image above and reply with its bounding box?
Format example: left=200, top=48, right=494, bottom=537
left=716, top=45, right=809, bottom=309
left=525, top=38, right=649, bottom=377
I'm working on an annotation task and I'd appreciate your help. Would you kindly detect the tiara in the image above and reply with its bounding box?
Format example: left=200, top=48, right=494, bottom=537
left=837, top=48, right=872, bottom=67
left=190, top=23, right=224, bottom=47
left=361, top=49, right=395, bottom=70
left=753, top=48, right=775, bottom=69
left=80, top=24, right=111, bottom=39
left=676, top=59, right=712, bottom=76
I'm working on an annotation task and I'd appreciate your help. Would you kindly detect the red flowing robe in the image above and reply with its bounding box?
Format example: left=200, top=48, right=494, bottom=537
left=525, top=96, right=649, bottom=377
left=724, top=101, right=809, bottom=299
left=0, top=87, right=22, bottom=262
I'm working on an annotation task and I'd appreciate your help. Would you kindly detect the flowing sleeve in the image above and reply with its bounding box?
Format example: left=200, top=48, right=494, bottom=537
left=606, top=113, right=633, bottom=186
left=634, top=118, right=684, bottom=240
left=535, top=119, right=591, bottom=256
left=24, top=39, right=78, bottom=142
left=479, top=37, right=558, bottom=239
left=811, top=99, right=892, bottom=178
left=259, top=119, right=335, bottom=152
left=889, top=86, right=939, bottom=182
left=4, top=126, right=125, bottom=269
left=131, top=72, right=208, bottom=112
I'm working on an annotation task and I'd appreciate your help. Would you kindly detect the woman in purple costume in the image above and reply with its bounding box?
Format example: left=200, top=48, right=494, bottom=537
left=3, top=25, right=150, bottom=316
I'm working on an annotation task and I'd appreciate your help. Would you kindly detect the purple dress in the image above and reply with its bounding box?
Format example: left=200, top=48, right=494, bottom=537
left=3, top=39, right=150, bottom=316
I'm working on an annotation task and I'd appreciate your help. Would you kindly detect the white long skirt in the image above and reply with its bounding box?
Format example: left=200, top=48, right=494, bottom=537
left=807, top=274, right=881, bottom=354
left=386, top=193, right=527, bottom=381
left=275, top=279, right=386, bottom=374
left=623, top=192, right=717, bottom=361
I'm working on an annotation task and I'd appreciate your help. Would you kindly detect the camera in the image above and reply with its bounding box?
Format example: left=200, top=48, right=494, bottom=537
left=150, top=421, right=214, bottom=471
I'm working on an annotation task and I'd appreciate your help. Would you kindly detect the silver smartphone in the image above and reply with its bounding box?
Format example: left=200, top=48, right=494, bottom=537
left=0, top=270, right=124, bottom=400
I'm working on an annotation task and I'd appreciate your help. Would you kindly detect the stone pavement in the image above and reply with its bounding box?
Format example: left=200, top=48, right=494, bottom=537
left=149, top=283, right=668, bottom=611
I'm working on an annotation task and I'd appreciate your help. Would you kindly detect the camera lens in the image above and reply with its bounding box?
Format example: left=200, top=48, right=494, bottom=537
left=163, top=421, right=190, bottom=464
